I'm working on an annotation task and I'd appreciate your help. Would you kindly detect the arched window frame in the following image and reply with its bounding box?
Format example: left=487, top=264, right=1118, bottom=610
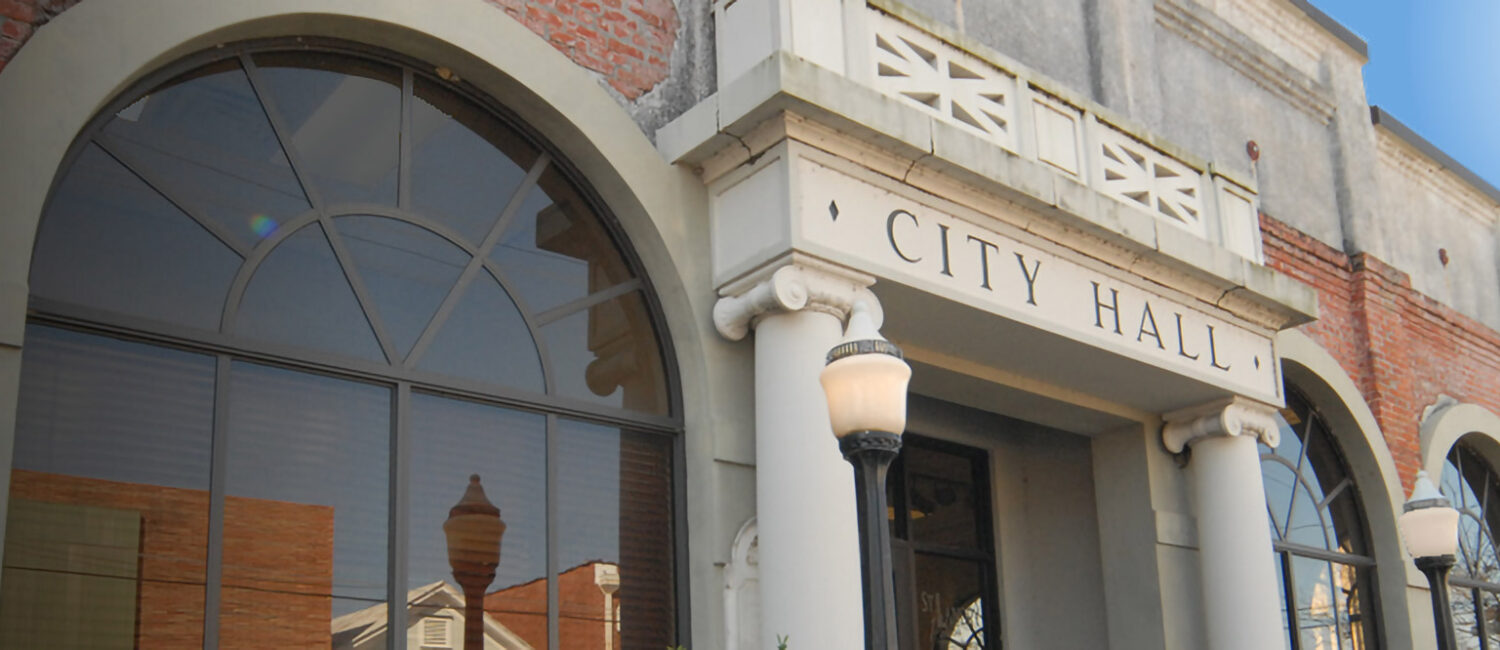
left=1439, top=439, right=1500, bottom=647
left=12, top=37, right=687, bottom=649
left=30, top=38, right=682, bottom=427
left=1261, top=383, right=1382, bottom=650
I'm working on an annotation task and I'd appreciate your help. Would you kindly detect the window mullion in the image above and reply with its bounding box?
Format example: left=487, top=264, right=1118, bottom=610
left=389, top=382, right=411, bottom=650
left=399, top=68, right=413, bottom=211
left=204, top=354, right=232, bottom=650
left=547, top=413, right=560, bottom=650
left=402, top=155, right=550, bottom=370
left=1282, top=551, right=1302, bottom=650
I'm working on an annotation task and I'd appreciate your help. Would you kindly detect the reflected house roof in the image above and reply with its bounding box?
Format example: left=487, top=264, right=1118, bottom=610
left=331, top=561, right=622, bottom=650
left=331, top=581, right=535, bottom=650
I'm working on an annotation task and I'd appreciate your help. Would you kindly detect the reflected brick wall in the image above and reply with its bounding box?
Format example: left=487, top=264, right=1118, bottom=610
left=6, top=470, right=334, bottom=648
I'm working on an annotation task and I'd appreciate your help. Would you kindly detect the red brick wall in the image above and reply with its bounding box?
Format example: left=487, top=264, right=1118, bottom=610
left=0, top=0, right=678, bottom=99
left=486, top=0, right=678, bottom=99
left=0, top=1, right=78, bottom=75
left=1262, top=214, right=1500, bottom=489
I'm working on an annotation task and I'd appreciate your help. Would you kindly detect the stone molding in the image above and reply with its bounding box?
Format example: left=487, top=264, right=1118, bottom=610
left=1162, top=396, right=1281, bottom=453
left=712, top=258, right=883, bottom=341
left=1154, top=0, right=1334, bottom=123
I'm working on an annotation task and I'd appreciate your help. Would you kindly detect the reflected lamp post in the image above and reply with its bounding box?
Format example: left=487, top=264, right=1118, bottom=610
left=1400, top=470, right=1461, bottom=650
left=445, top=474, right=506, bottom=650
left=820, top=302, right=911, bottom=650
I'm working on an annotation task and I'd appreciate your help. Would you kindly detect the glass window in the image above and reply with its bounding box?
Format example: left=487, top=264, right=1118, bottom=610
left=887, top=435, right=998, bottom=650
left=1440, top=442, right=1500, bottom=647
left=1260, top=385, right=1379, bottom=650
left=9, top=42, right=678, bottom=650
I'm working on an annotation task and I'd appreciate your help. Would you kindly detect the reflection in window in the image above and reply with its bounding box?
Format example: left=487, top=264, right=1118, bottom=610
left=1260, top=385, right=1378, bottom=650
left=888, top=435, right=998, bottom=650
left=10, top=42, right=678, bottom=649
left=1440, top=443, right=1500, bottom=647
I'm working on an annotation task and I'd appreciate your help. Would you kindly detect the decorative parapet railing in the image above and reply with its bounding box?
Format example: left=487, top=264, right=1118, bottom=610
left=861, top=5, right=1264, bottom=262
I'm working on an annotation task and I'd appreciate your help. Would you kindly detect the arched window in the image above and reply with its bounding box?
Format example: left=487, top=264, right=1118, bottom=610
left=1261, top=385, right=1379, bottom=650
left=1439, top=441, right=1500, bottom=647
left=3, top=42, right=679, bottom=649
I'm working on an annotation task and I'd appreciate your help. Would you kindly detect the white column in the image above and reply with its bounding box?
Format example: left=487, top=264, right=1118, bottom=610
left=714, top=261, right=883, bottom=650
left=1164, top=398, right=1285, bottom=650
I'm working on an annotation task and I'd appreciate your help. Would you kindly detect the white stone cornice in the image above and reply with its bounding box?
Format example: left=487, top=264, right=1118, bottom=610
left=713, top=258, right=883, bottom=341
left=1162, top=397, right=1281, bottom=454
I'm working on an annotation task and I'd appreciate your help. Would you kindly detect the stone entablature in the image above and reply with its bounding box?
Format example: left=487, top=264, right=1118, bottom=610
left=694, top=0, right=1272, bottom=266
left=862, top=1, right=1264, bottom=262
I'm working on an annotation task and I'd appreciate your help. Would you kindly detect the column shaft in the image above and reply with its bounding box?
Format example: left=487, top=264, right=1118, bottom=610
left=1190, top=433, right=1283, bottom=650
left=753, top=309, right=865, bottom=650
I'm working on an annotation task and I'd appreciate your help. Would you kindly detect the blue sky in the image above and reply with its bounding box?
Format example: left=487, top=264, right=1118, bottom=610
left=1308, top=1, right=1500, bottom=189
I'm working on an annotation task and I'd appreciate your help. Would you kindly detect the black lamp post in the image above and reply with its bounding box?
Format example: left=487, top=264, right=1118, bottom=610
left=820, top=302, right=911, bottom=650
left=1400, top=470, right=1461, bottom=650
left=445, top=474, right=506, bottom=650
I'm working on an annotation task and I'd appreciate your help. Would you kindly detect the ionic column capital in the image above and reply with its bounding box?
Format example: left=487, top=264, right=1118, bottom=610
left=713, top=258, right=883, bottom=341
left=1162, top=397, right=1281, bottom=454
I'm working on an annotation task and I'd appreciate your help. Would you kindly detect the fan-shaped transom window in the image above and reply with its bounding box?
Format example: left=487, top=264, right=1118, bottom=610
left=1260, top=385, right=1379, bottom=650
left=5, top=42, right=679, bottom=650
left=1440, top=441, right=1500, bottom=647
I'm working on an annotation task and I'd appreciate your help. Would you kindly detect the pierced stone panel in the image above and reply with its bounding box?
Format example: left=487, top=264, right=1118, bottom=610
left=870, top=11, right=1019, bottom=152
left=1094, top=122, right=1206, bottom=235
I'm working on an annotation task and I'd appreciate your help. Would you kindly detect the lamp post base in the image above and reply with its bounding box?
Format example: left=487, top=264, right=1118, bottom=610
left=839, top=430, right=902, bottom=650
left=1416, top=554, right=1458, bottom=650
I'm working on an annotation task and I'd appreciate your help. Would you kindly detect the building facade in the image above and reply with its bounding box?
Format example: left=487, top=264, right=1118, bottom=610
left=0, top=0, right=1497, bottom=649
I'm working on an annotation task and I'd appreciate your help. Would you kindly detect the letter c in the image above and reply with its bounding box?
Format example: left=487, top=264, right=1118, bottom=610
left=887, top=209, right=922, bottom=263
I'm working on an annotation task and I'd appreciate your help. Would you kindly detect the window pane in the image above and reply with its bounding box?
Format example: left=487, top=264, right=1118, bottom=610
left=541, top=290, right=668, bottom=415
left=336, top=216, right=470, bottom=360
left=236, top=222, right=386, bottom=362
left=557, top=420, right=674, bottom=650
left=913, top=554, right=990, bottom=650
left=1331, top=562, right=1374, bottom=650
left=1453, top=585, right=1482, bottom=648
left=905, top=443, right=983, bottom=550
left=30, top=143, right=240, bottom=330
left=101, top=59, right=310, bottom=252
left=222, top=362, right=390, bottom=646
left=406, top=393, right=548, bottom=650
left=1291, top=555, right=1341, bottom=649
left=2, top=326, right=215, bottom=649
left=1262, top=387, right=1372, bottom=555
left=1263, top=459, right=1297, bottom=541
left=490, top=167, right=633, bottom=315
left=415, top=268, right=544, bottom=393
left=411, top=76, right=542, bottom=245
left=252, top=52, right=401, bottom=207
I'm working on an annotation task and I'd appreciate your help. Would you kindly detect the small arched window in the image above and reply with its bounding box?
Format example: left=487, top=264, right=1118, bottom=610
left=1439, top=441, right=1500, bottom=647
left=1260, top=385, right=1379, bottom=650
left=4, top=41, right=679, bottom=649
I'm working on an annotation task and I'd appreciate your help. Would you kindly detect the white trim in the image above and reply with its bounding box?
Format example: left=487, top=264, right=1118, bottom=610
left=1420, top=402, right=1500, bottom=479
